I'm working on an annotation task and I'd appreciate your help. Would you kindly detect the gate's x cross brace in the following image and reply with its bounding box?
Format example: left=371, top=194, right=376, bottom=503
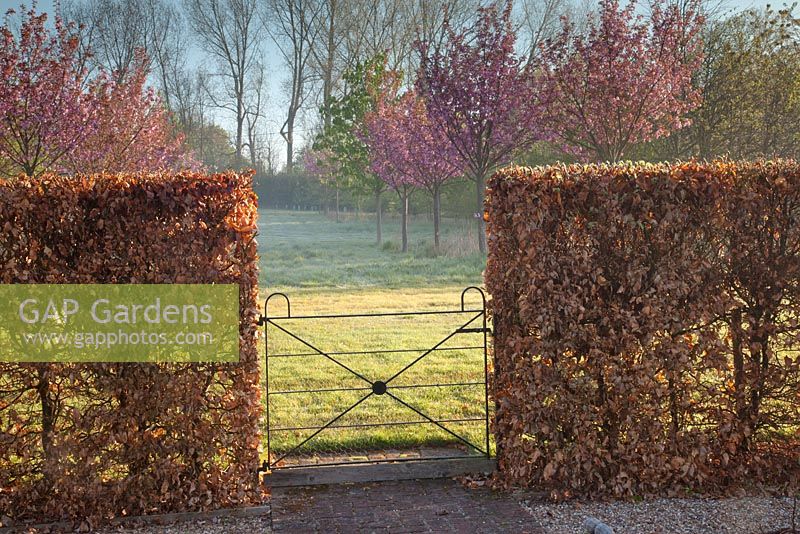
left=261, top=287, right=492, bottom=470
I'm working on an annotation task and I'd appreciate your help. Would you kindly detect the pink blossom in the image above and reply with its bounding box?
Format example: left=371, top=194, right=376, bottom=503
left=416, top=1, right=545, bottom=253
left=0, top=6, right=197, bottom=178
left=0, top=6, right=96, bottom=176
left=538, top=0, right=705, bottom=162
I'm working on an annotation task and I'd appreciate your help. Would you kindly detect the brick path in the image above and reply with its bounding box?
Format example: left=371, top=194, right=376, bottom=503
left=270, top=478, right=545, bottom=533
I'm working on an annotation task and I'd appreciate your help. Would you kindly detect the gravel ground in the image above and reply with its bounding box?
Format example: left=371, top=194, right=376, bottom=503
left=95, top=515, right=271, bottom=534
left=521, top=495, right=797, bottom=534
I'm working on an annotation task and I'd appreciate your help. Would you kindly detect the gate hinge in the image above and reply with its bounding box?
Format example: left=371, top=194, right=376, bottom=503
left=257, top=315, right=266, bottom=326
left=456, top=327, right=492, bottom=334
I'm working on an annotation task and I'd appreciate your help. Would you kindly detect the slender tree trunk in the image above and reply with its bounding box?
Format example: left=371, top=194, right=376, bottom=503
left=236, top=92, right=244, bottom=167
left=433, top=185, right=441, bottom=254
left=732, top=309, right=746, bottom=421
left=668, top=373, right=679, bottom=450
left=335, top=188, right=340, bottom=223
left=375, top=189, right=383, bottom=245
left=476, top=173, right=487, bottom=254
left=401, top=192, right=409, bottom=253
left=285, top=121, right=294, bottom=172
left=37, top=365, right=56, bottom=483
left=321, top=1, right=335, bottom=130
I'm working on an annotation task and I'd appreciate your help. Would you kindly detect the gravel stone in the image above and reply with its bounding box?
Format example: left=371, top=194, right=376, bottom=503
left=521, top=495, right=796, bottom=534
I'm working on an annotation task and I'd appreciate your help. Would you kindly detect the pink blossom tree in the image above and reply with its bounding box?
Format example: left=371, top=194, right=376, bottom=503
left=538, top=0, right=704, bottom=162
left=0, top=6, right=195, bottom=178
left=360, top=94, right=417, bottom=254
left=416, top=1, right=545, bottom=254
left=0, top=6, right=95, bottom=177
left=362, top=89, right=461, bottom=254
left=64, top=53, right=196, bottom=174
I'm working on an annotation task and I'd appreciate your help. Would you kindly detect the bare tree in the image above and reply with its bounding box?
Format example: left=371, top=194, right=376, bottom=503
left=410, top=1, right=478, bottom=51
left=516, top=0, right=575, bottom=62
left=342, top=1, right=407, bottom=71
left=309, top=0, right=353, bottom=129
left=184, top=0, right=262, bottom=168
left=337, top=1, right=480, bottom=88
left=144, top=0, right=189, bottom=112
left=65, top=0, right=181, bottom=81
left=66, top=0, right=239, bottom=169
left=260, top=130, right=282, bottom=176
left=266, top=0, right=321, bottom=171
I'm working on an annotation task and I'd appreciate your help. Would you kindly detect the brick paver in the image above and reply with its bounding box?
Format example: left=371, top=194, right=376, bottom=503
left=270, top=478, right=544, bottom=533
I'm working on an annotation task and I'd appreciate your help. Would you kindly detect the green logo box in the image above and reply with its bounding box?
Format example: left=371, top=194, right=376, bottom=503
left=0, top=284, right=240, bottom=362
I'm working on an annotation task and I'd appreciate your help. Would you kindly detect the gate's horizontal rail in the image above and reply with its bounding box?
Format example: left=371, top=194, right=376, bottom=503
left=270, top=416, right=485, bottom=432
left=271, top=455, right=489, bottom=471
left=266, top=308, right=484, bottom=320
left=267, top=345, right=484, bottom=358
left=269, top=381, right=485, bottom=396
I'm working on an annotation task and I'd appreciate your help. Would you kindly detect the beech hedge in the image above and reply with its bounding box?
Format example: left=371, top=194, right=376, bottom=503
left=486, top=161, right=800, bottom=497
left=0, top=172, right=261, bottom=522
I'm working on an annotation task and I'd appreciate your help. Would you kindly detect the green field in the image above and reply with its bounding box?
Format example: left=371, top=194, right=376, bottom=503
left=259, top=209, right=485, bottom=290
left=257, top=210, right=489, bottom=465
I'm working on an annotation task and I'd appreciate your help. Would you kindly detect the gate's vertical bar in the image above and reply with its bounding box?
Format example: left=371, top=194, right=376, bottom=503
left=263, top=302, right=271, bottom=470
left=483, top=296, right=490, bottom=459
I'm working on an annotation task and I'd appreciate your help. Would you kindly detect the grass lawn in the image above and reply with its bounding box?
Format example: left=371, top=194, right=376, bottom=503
left=256, top=210, right=490, bottom=464
left=259, top=209, right=485, bottom=290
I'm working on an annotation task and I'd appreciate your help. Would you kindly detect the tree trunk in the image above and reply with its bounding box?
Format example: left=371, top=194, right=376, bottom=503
left=321, top=1, right=336, bottom=130
left=476, top=173, right=487, bottom=254
left=401, top=192, right=409, bottom=253
left=37, top=365, right=56, bottom=483
left=335, top=188, right=340, bottom=223
left=284, top=119, right=294, bottom=172
left=433, top=185, right=441, bottom=254
left=375, top=189, right=383, bottom=245
left=236, top=93, right=244, bottom=168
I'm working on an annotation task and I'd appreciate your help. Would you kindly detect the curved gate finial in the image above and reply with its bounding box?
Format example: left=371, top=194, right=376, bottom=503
left=460, top=286, right=486, bottom=311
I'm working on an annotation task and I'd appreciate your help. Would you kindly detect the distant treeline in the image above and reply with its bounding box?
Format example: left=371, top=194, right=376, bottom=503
left=255, top=171, right=478, bottom=219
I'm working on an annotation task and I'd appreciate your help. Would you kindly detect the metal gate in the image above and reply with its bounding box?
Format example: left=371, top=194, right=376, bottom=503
left=260, top=287, right=491, bottom=470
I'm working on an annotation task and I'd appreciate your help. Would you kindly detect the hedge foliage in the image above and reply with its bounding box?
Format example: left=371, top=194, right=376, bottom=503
left=486, top=161, right=800, bottom=497
left=0, top=172, right=261, bottom=522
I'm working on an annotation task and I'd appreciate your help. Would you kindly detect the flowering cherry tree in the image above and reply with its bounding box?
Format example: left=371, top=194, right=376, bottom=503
left=64, top=54, right=196, bottom=174
left=0, top=6, right=194, bottom=178
left=359, top=85, right=416, bottom=253
left=0, top=6, right=95, bottom=177
left=539, top=0, right=705, bottom=162
left=417, top=1, right=544, bottom=254
left=362, top=89, right=461, bottom=254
